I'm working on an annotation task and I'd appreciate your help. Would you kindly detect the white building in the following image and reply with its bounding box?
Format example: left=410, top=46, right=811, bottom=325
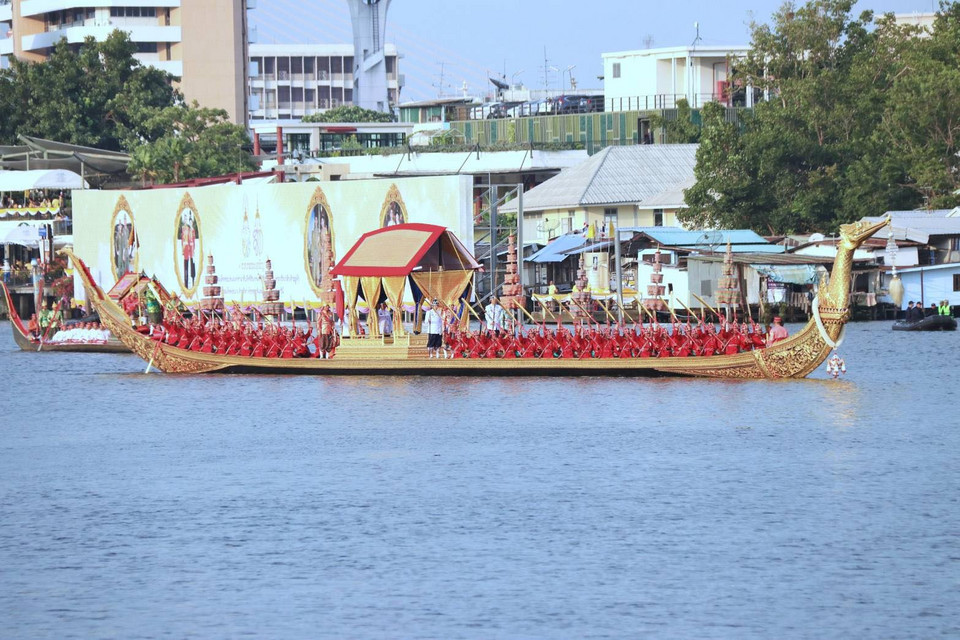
left=249, top=43, right=400, bottom=122
left=602, top=45, right=752, bottom=112
left=894, top=12, right=936, bottom=33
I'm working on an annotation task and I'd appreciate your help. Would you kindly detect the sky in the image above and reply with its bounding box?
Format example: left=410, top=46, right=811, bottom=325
left=250, top=0, right=939, bottom=102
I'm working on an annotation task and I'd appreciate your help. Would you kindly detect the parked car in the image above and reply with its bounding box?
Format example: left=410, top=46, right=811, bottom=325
left=487, top=102, right=520, bottom=118
left=555, top=95, right=583, bottom=114
left=579, top=95, right=605, bottom=112
left=509, top=101, right=539, bottom=117
left=536, top=99, right=557, bottom=115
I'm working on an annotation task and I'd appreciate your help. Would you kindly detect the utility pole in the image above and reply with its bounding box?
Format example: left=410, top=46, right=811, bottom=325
left=489, top=183, right=498, bottom=298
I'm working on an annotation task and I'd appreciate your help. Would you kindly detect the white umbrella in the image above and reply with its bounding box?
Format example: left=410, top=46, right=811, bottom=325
left=3, top=223, right=42, bottom=246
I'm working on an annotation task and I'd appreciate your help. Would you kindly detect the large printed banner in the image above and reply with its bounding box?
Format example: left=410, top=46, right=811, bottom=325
left=72, top=175, right=474, bottom=304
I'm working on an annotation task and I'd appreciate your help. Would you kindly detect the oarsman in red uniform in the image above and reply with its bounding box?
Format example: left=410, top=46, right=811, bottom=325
left=700, top=325, right=720, bottom=356
left=239, top=327, right=254, bottom=356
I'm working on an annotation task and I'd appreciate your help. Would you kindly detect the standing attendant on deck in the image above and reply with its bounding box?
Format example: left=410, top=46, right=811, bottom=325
left=767, top=316, right=789, bottom=345
left=377, top=302, right=393, bottom=336
left=317, top=305, right=336, bottom=358
left=484, top=296, right=506, bottom=334
left=424, top=300, right=445, bottom=358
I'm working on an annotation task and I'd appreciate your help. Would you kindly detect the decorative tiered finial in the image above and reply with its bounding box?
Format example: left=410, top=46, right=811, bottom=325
left=500, top=234, right=526, bottom=312
left=200, top=255, right=224, bottom=313
left=643, top=248, right=665, bottom=312
left=318, top=225, right=336, bottom=307
left=715, top=240, right=739, bottom=320
left=261, top=259, right=282, bottom=316
left=571, top=254, right=592, bottom=318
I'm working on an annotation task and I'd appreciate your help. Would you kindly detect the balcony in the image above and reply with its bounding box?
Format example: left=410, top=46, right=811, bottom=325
left=19, top=1, right=179, bottom=19
left=21, top=24, right=181, bottom=51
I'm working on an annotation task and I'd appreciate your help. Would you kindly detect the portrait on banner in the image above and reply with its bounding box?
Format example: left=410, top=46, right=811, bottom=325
left=110, top=197, right=138, bottom=282
left=174, top=194, right=202, bottom=296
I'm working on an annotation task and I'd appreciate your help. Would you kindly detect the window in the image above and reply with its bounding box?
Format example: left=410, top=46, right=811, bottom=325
left=604, top=207, right=617, bottom=228
left=612, top=63, right=621, bottom=78
left=136, top=42, right=158, bottom=54
left=111, top=7, right=156, bottom=18
left=654, top=209, right=664, bottom=226
left=954, top=274, right=960, bottom=291
left=701, top=280, right=713, bottom=297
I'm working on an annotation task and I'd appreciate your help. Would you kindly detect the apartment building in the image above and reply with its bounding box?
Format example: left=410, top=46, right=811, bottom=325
left=248, top=43, right=400, bottom=122
left=0, top=1, right=250, bottom=125
left=602, top=45, right=753, bottom=112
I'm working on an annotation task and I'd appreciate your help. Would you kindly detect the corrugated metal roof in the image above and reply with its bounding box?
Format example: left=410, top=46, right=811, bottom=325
left=689, top=253, right=836, bottom=266
left=502, top=145, right=698, bottom=212
left=878, top=209, right=958, bottom=218
left=864, top=214, right=960, bottom=237
left=624, top=226, right=771, bottom=247
left=638, top=177, right=696, bottom=208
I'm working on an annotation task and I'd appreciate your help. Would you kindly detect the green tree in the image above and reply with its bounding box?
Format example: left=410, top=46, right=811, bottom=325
left=127, top=103, right=256, bottom=184
left=0, top=31, right=180, bottom=150
left=685, top=0, right=959, bottom=234
left=876, top=4, right=960, bottom=208
left=650, top=98, right=701, bottom=143
left=302, top=105, right=395, bottom=123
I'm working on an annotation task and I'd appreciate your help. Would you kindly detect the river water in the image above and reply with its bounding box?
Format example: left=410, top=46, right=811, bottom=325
left=0, top=320, right=957, bottom=639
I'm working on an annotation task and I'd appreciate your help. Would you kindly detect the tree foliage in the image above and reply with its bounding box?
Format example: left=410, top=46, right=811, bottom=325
left=127, top=103, right=256, bottom=184
left=302, top=105, right=395, bottom=123
left=0, top=31, right=180, bottom=150
left=650, top=98, right=702, bottom=143
left=0, top=30, right=256, bottom=184
left=683, top=0, right=960, bottom=234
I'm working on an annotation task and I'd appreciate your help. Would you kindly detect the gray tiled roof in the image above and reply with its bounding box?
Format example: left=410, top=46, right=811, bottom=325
left=502, top=144, right=699, bottom=212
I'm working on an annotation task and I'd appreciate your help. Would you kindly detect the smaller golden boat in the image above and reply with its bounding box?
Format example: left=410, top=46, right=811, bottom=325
left=2, top=281, right=128, bottom=353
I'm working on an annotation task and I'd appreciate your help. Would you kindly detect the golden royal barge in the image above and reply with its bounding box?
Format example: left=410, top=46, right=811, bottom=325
left=62, top=218, right=889, bottom=378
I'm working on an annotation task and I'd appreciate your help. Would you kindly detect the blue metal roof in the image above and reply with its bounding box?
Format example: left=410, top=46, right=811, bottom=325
left=527, top=234, right=593, bottom=263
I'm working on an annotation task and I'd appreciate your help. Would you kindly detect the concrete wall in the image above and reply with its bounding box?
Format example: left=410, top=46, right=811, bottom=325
left=179, top=0, right=248, bottom=126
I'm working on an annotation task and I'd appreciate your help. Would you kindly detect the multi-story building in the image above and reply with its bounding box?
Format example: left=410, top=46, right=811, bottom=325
left=602, top=45, right=753, bottom=112
left=0, top=1, right=250, bottom=125
left=248, top=43, right=400, bottom=122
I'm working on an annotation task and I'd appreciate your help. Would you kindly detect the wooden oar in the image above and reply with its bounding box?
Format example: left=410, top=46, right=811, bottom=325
left=538, top=294, right=559, bottom=322
left=674, top=296, right=703, bottom=326
left=144, top=336, right=162, bottom=374
left=692, top=292, right=723, bottom=322
left=597, top=298, right=619, bottom=324
left=637, top=301, right=657, bottom=324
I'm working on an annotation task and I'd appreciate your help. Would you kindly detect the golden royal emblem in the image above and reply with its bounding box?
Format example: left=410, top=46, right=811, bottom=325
left=379, top=183, right=408, bottom=228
